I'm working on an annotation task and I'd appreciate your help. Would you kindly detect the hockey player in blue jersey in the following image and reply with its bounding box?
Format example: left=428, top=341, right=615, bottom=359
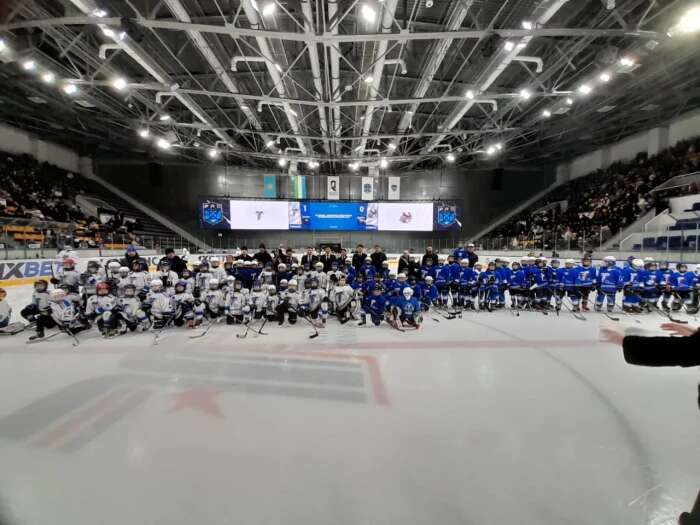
left=671, top=263, right=695, bottom=312
left=691, top=266, right=700, bottom=314
left=392, top=287, right=422, bottom=329
left=559, top=259, right=580, bottom=311
left=417, top=275, right=439, bottom=310
left=477, top=261, right=500, bottom=311
left=621, top=258, right=643, bottom=312
left=358, top=257, right=376, bottom=281
left=509, top=261, right=528, bottom=309
left=656, top=261, right=675, bottom=311
left=637, top=258, right=660, bottom=311
left=446, top=255, right=461, bottom=299
left=595, top=256, right=622, bottom=313
left=358, top=284, right=387, bottom=326
left=420, top=257, right=438, bottom=282
left=575, top=256, right=596, bottom=311
left=496, top=259, right=512, bottom=308
left=457, top=259, right=478, bottom=309
left=434, top=260, right=452, bottom=305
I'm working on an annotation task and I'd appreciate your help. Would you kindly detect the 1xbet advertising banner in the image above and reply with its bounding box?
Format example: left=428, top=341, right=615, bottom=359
left=289, top=201, right=376, bottom=231
left=434, top=201, right=462, bottom=230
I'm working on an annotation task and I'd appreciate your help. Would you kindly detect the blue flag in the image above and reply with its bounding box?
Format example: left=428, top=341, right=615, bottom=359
left=263, top=174, right=277, bottom=198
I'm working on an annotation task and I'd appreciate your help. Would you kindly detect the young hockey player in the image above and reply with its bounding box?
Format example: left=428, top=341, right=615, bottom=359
left=637, top=258, right=660, bottom=312
left=575, top=256, right=596, bottom=312
left=560, top=259, right=581, bottom=312
left=179, top=268, right=195, bottom=293
left=301, top=278, right=328, bottom=324
left=263, top=285, right=279, bottom=322
left=194, top=260, right=213, bottom=298
left=153, top=260, right=178, bottom=292
left=80, top=259, right=103, bottom=307
left=21, top=279, right=50, bottom=336
left=202, top=279, right=226, bottom=321
left=52, top=258, right=81, bottom=303
left=333, top=275, right=355, bottom=324
left=417, top=275, right=439, bottom=310
left=225, top=280, right=248, bottom=325
left=358, top=257, right=376, bottom=281
left=690, top=266, right=700, bottom=314
left=117, top=284, right=150, bottom=333
left=434, top=259, right=452, bottom=306
left=171, top=280, right=198, bottom=328
left=85, top=282, right=119, bottom=337
left=496, top=259, right=513, bottom=308
left=359, top=284, right=387, bottom=326
left=129, top=260, right=151, bottom=300
left=392, top=287, right=422, bottom=329
left=45, top=289, right=88, bottom=336
left=209, top=258, right=227, bottom=282
left=143, top=279, right=174, bottom=329
left=0, top=288, right=10, bottom=330
left=622, top=258, right=644, bottom=312
left=596, top=256, right=622, bottom=313
left=477, top=261, right=500, bottom=311
left=276, top=263, right=293, bottom=286
left=116, top=266, right=131, bottom=297
left=656, top=261, right=674, bottom=310
left=248, top=280, right=267, bottom=320
left=671, top=263, right=695, bottom=312
left=276, top=279, right=301, bottom=325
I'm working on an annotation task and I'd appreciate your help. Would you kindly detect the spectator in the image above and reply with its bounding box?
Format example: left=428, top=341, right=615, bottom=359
left=319, top=246, right=336, bottom=272
left=465, top=243, right=478, bottom=268
left=236, top=246, right=253, bottom=262
left=397, top=250, right=412, bottom=275
left=253, top=243, right=272, bottom=266
left=159, top=247, right=186, bottom=276
left=301, top=246, right=318, bottom=270
left=351, top=244, right=366, bottom=270
left=421, top=246, right=438, bottom=267
left=120, top=245, right=148, bottom=272
left=339, top=247, right=348, bottom=264
left=370, top=245, right=387, bottom=271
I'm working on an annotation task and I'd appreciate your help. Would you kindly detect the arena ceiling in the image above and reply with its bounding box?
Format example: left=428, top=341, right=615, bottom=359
left=0, top=0, right=699, bottom=172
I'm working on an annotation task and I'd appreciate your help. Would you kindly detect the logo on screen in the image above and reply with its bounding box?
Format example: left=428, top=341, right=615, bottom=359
left=390, top=184, right=398, bottom=192
left=202, top=201, right=224, bottom=225
left=399, top=211, right=413, bottom=224
left=255, top=210, right=264, bottom=220
left=363, top=183, right=372, bottom=194
left=437, top=205, right=457, bottom=227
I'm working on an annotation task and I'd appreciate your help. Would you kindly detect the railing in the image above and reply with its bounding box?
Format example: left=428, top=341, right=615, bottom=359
left=0, top=217, right=201, bottom=260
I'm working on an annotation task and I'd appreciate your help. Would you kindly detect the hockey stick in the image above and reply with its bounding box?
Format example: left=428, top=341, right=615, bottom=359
left=647, top=300, right=688, bottom=324
left=235, top=319, right=254, bottom=339
left=297, top=310, right=321, bottom=338
left=672, top=292, right=698, bottom=320
left=62, top=326, right=81, bottom=347
left=26, top=331, right=63, bottom=344
left=152, top=310, right=178, bottom=346
left=560, top=296, right=586, bottom=321
left=188, top=315, right=223, bottom=339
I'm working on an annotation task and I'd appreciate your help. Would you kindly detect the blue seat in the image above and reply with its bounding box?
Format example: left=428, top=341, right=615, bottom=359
left=682, top=235, right=697, bottom=250
left=642, top=237, right=656, bottom=249
left=656, top=236, right=668, bottom=250
left=669, top=236, right=681, bottom=249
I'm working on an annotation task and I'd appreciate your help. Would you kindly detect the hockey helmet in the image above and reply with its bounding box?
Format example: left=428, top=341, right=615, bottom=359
left=96, top=282, right=110, bottom=295
left=632, top=258, right=644, bottom=270
left=425, top=275, right=434, bottom=283
left=267, top=284, right=277, bottom=294
left=402, top=287, right=414, bottom=298
left=397, top=273, right=407, bottom=282
left=209, top=279, right=220, bottom=289
left=124, top=283, right=136, bottom=297
left=150, top=279, right=163, bottom=290
left=119, top=266, right=129, bottom=276
left=49, top=289, right=66, bottom=302
left=278, top=263, right=287, bottom=272
left=63, top=258, right=75, bottom=270
left=34, top=279, right=48, bottom=292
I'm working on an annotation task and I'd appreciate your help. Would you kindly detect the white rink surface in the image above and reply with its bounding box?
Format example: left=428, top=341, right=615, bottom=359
left=0, top=284, right=698, bottom=525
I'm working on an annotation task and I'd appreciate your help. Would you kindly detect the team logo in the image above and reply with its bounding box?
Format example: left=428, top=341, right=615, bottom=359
left=399, top=211, right=412, bottom=223
left=363, top=183, right=372, bottom=194
left=437, top=205, right=457, bottom=227
left=255, top=210, right=264, bottom=221
left=202, top=201, right=224, bottom=225
left=390, top=183, right=398, bottom=192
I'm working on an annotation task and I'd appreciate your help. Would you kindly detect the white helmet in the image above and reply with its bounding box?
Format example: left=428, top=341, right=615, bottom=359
left=119, top=266, right=129, bottom=275
left=643, top=257, right=654, bottom=263
left=49, top=289, right=66, bottom=302
left=268, top=284, right=276, bottom=293
left=632, top=258, right=644, bottom=269
left=226, top=275, right=235, bottom=283
left=425, top=276, right=434, bottom=283
left=397, top=273, right=406, bottom=281
left=209, top=278, right=219, bottom=288
left=288, top=279, right=297, bottom=287
left=108, top=261, right=120, bottom=270
left=279, top=279, right=288, bottom=286
left=364, top=256, right=372, bottom=263
left=150, top=279, right=163, bottom=289
left=278, top=263, right=287, bottom=271
left=565, top=258, right=576, bottom=266
left=604, top=255, right=616, bottom=264
left=402, top=287, right=414, bottom=298
left=315, top=261, right=324, bottom=270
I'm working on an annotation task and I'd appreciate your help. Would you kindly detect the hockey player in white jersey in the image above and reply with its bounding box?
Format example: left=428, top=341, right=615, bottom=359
left=225, top=280, right=248, bottom=324
left=332, top=275, right=355, bottom=324
left=209, top=258, right=227, bottom=282
left=222, top=275, right=236, bottom=294
left=179, top=268, right=195, bottom=294
left=194, top=261, right=213, bottom=297
left=143, top=279, right=174, bottom=329
left=47, top=289, right=88, bottom=333
left=117, top=284, right=150, bottom=333
left=152, top=260, right=178, bottom=292
left=129, top=260, right=150, bottom=300
left=106, top=260, right=121, bottom=281
left=80, top=259, right=103, bottom=307
left=202, top=279, right=226, bottom=320
left=276, top=279, right=301, bottom=325
left=248, top=280, right=267, bottom=320
left=264, top=285, right=279, bottom=322
left=311, top=262, right=329, bottom=291
left=52, top=257, right=81, bottom=303
left=171, top=280, right=198, bottom=328
left=116, top=267, right=131, bottom=297
left=292, top=264, right=306, bottom=292
left=301, top=278, right=328, bottom=324
left=85, top=282, right=119, bottom=337
left=21, top=279, right=51, bottom=339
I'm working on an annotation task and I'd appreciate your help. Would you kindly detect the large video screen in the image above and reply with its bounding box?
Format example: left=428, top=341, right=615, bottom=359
left=289, top=201, right=377, bottom=231
left=198, top=199, right=459, bottom=231
left=377, top=202, right=433, bottom=231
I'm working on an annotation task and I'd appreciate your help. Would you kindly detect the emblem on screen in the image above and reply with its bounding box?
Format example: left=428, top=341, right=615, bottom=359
left=437, top=205, right=457, bottom=227
left=399, top=211, right=413, bottom=224
left=202, top=201, right=224, bottom=225
left=363, top=183, right=372, bottom=193
left=255, top=210, right=264, bottom=220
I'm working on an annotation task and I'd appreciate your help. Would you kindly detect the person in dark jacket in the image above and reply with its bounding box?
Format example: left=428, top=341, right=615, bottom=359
left=159, top=248, right=186, bottom=276
left=602, top=323, right=699, bottom=408
left=319, top=246, right=336, bottom=272
left=370, top=245, right=387, bottom=271
left=236, top=246, right=253, bottom=262
left=300, top=247, right=318, bottom=271
left=253, top=243, right=272, bottom=266
left=120, top=245, right=148, bottom=272
left=351, top=244, right=366, bottom=270
left=421, top=246, right=439, bottom=267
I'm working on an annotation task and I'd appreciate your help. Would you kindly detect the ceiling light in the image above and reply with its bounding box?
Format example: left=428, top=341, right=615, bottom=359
left=379, top=159, right=388, bottom=168
left=91, top=8, right=108, bottom=17
left=138, top=128, right=150, bottom=138
left=388, top=143, right=397, bottom=150
left=22, top=60, right=36, bottom=71
left=465, top=89, right=475, bottom=99
left=274, top=62, right=283, bottom=73
left=363, top=75, right=374, bottom=84
left=289, top=108, right=298, bottom=117
left=519, top=88, right=531, bottom=100
left=619, top=56, right=634, bottom=67
left=578, top=84, right=592, bottom=95
left=266, top=140, right=275, bottom=148
left=156, top=138, right=171, bottom=150
left=261, top=1, right=276, bottom=16
left=599, top=72, right=611, bottom=82
left=504, top=41, right=515, bottom=52
left=522, top=20, right=533, bottom=30
left=41, top=72, right=55, bottom=84
left=111, top=77, right=127, bottom=90
left=542, top=109, right=551, bottom=118
left=117, top=31, right=127, bottom=41
left=101, top=26, right=115, bottom=37
left=676, top=6, right=700, bottom=33
left=350, top=162, right=359, bottom=171
left=361, top=4, right=377, bottom=23
left=159, top=114, right=171, bottom=121
left=495, top=143, right=503, bottom=151
left=0, top=39, right=6, bottom=52
left=516, top=42, right=527, bottom=50
left=278, top=158, right=287, bottom=167
left=208, top=148, right=219, bottom=159
left=446, top=153, right=455, bottom=162
left=486, top=146, right=495, bottom=155
left=565, top=97, right=573, bottom=105
left=62, top=84, right=78, bottom=95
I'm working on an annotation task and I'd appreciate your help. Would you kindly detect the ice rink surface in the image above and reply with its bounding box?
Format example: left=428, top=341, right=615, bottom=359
left=0, top=284, right=698, bottom=525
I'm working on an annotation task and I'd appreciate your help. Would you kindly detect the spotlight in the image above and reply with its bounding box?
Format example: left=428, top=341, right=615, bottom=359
left=159, top=114, right=171, bottom=121
left=519, top=88, right=531, bottom=100
left=521, top=20, right=533, bottom=30
left=0, top=39, right=6, bottom=52
left=578, top=84, right=592, bottom=95
left=208, top=148, right=219, bottom=159
left=62, top=84, right=78, bottom=95
left=41, top=72, right=55, bottom=84
left=599, top=72, right=611, bottom=82
left=262, top=1, right=276, bottom=16
left=111, top=77, right=128, bottom=90
left=91, top=8, right=108, bottom=17
left=676, top=6, right=700, bottom=33
left=363, top=75, right=374, bottom=84
left=446, top=153, right=455, bottom=162
left=278, top=157, right=287, bottom=167
left=156, top=138, right=171, bottom=150
left=465, top=89, right=475, bottom=100
left=565, top=97, right=573, bottom=105
left=266, top=140, right=275, bottom=148
left=101, top=27, right=115, bottom=37
left=274, top=62, right=283, bottom=73
left=619, top=56, right=634, bottom=67
left=495, top=143, right=503, bottom=151
left=117, top=31, right=127, bottom=41
left=425, top=0, right=433, bottom=7
left=138, top=128, right=150, bottom=138
left=349, top=162, right=359, bottom=171
left=289, top=108, right=298, bottom=117
left=542, top=109, right=551, bottom=118
left=22, top=60, right=36, bottom=71
left=504, top=41, right=515, bottom=52
left=360, top=4, right=377, bottom=23
left=379, top=158, right=388, bottom=168
left=516, top=42, right=527, bottom=50
left=388, top=143, right=397, bottom=150
left=486, top=146, right=495, bottom=155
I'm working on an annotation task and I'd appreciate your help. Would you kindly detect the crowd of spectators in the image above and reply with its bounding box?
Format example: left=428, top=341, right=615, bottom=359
left=487, top=136, right=700, bottom=250
left=0, top=152, right=143, bottom=249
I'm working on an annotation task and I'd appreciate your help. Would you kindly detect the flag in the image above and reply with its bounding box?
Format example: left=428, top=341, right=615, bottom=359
left=388, top=176, right=401, bottom=200
left=327, top=176, right=340, bottom=200
left=361, top=176, right=374, bottom=200
left=263, top=175, right=276, bottom=198
left=291, top=175, right=307, bottom=199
